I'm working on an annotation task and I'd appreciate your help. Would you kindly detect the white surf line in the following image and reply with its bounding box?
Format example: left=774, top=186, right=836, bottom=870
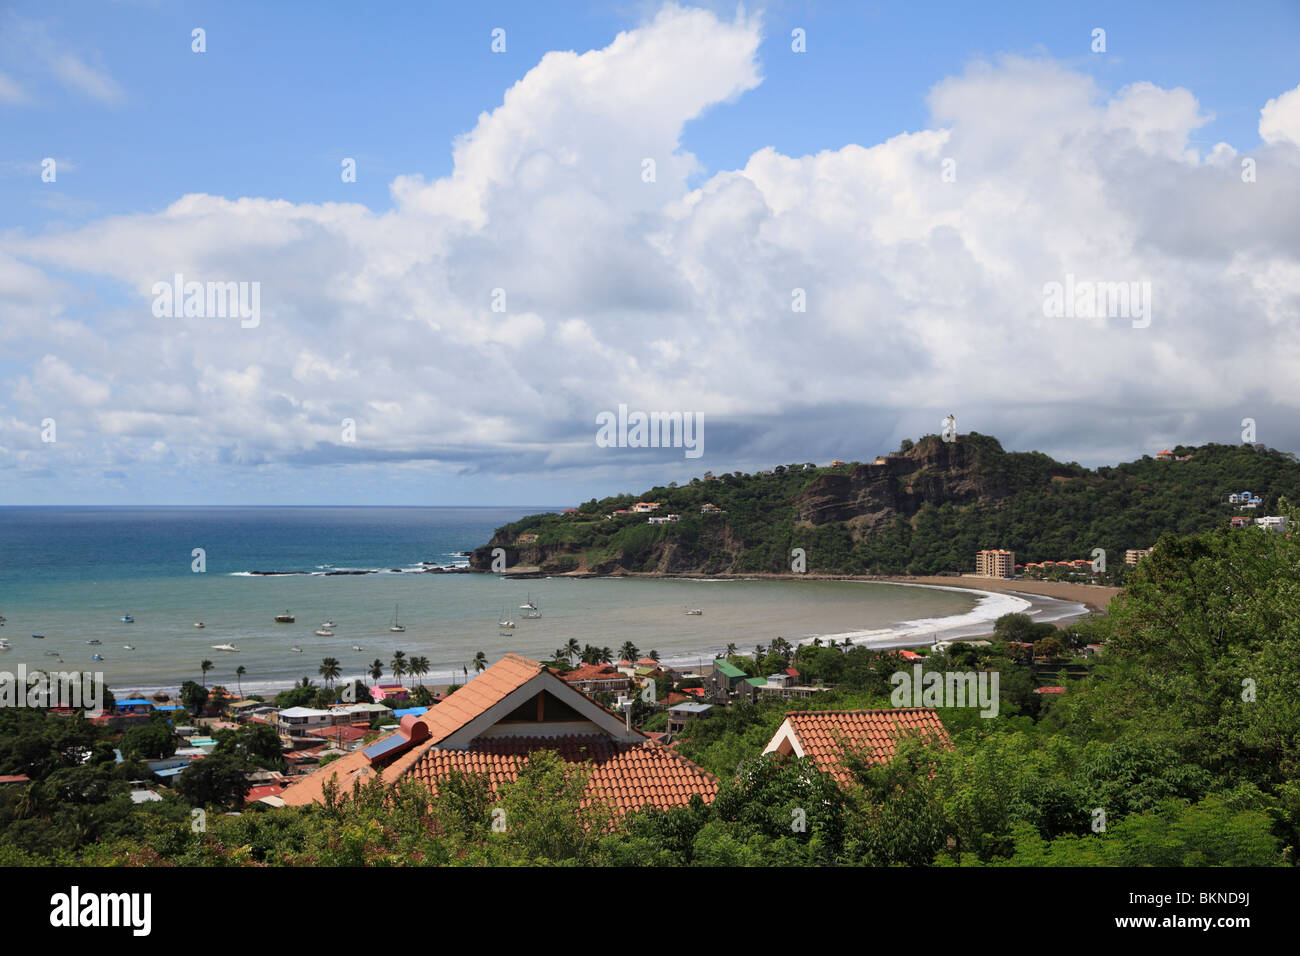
left=808, top=580, right=1086, bottom=650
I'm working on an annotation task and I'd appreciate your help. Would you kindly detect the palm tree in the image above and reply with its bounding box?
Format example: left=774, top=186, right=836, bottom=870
left=618, top=641, right=639, bottom=663
left=235, top=665, right=246, bottom=698
left=648, top=649, right=659, bottom=662
left=368, top=658, right=384, bottom=681
left=409, top=655, right=429, bottom=690
left=724, top=643, right=737, bottom=659
left=564, top=638, right=580, bottom=664
left=599, top=646, right=613, bottom=664
left=553, top=647, right=568, bottom=664
left=318, top=657, right=341, bottom=688
left=754, top=643, right=766, bottom=662
left=581, top=644, right=598, bottom=665
left=390, top=650, right=408, bottom=686
left=200, top=659, right=213, bottom=689
left=473, top=651, right=488, bottom=673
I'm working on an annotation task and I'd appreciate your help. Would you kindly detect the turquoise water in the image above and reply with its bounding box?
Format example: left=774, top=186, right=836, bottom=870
left=0, top=506, right=980, bottom=695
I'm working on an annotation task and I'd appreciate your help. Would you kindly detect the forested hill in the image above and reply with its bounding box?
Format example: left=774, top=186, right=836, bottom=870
left=468, top=434, right=1300, bottom=577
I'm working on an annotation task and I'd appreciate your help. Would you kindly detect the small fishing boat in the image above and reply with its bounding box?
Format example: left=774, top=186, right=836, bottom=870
left=290, top=645, right=303, bottom=653
left=120, top=615, right=134, bottom=623
left=321, top=620, right=336, bottom=628
left=352, top=643, right=363, bottom=652
left=86, top=639, right=102, bottom=646
left=314, top=628, right=334, bottom=637
left=388, top=605, right=406, bottom=633
left=0, top=639, right=10, bottom=651
left=91, top=654, right=104, bottom=661
left=212, top=643, right=239, bottom=652
left=274, top=611, right=295, bottom=623
left=499, top=630, right=513, bottom=637
left=43, top=651, right=60, bottom=657
left=194, top=621, right=205, bottom=628
left=684, top=608, right=703, bottom=616
left=123, top=644, right=135, bottom=651
left=31, top=634, right=44, bottom=639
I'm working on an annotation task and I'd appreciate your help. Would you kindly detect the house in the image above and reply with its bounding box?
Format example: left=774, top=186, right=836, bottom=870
left=1230, top=516, right=1251, bottom=528
left=279, top=654, right=720, bottom=815
left=562, top=508, right=581, bottom=515
left=1125, top=548, right=1153, bottom=565
left=276, top=706, right=335, bottom=737
left=735, top=676, right=768, bottom=703
left=517, top=533, right=539, bottom=544
left=559, top=663, right=632, bottom=696
left=762, top=709, right=952, bottom=787
left=647, top=514, right=680, bottom=524
left=0, top=775, right=30, bottom=786
left=370, top=684, right=410, bottom=703
left=701, top=503, right=726, bottom=515
left=829, top=460, right=847, bottom=467
left=757, top=672, right=830, bottom=701
left=1155, top=449, right=1175, bottom=460
left=710, top=659, right=748, bottom=696
left=666, top=701, right=712, bottom=735
left=873, top=456, right=888, bottom=465
left=632, top=501, right=661, bottom=513
left=1255, top=516, right=1290, bottom=532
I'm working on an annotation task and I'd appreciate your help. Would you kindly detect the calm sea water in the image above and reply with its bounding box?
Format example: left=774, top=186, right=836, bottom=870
left=0, top=507, right=997, bottom=696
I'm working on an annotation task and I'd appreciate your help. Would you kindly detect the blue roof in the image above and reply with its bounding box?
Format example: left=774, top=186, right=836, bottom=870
left=117, top=699, right=152, bottom=707
left=391, top=707, right=429, bottom=718
left=154, top=705, right=182, bottom=711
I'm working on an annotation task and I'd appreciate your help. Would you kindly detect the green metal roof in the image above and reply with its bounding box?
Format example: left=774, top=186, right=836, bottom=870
left=713, top=659, right=746, bottom=678
left=743, top=676, right=767, bottom=687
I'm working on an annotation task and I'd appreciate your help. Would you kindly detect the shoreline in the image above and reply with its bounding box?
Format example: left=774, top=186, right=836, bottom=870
left=103, top=573, right=1117, bottom=700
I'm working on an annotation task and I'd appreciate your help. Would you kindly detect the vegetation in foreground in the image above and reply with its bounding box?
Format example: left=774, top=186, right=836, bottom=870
left=2, top=512, right=1299, bottom=866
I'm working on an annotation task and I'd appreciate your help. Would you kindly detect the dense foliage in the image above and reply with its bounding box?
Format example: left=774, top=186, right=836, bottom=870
left=476, top=437, right=1300, bottom=575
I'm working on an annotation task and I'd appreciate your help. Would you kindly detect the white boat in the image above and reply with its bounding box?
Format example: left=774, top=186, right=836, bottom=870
left=194, top=621, right=205, bottom=628
left=123, top=644, right=135, bottom=651
left=0, top=639, right=10, bottom=651
left=520, top=595, right=538, bottom=610
left=91, top=654, right=104, bottom=661
left=120, top=615, right=133, bottom=623
left=212, top=643, right=239, bottom=652
left=86, top=639, right=102, bottom=645
left=314, top=628, right=334, bottom=637
left=290, top=646, right=303, bottom=653
left=521, top=595, right=541, bottom=619
left=321, top=620, right=336, bottom=628
left=388, top=605, right=406, bottom=633
left=498, top=607, right=515, bottom=628
left=352, top=643, right=363, bottom=652
left=685, top=608, right=703, bottom=615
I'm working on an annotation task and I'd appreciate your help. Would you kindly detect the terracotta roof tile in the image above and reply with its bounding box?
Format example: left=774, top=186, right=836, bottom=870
left=784, top=709, right=951, bottom=786
left=417, top=653, right=545, bottom=745
left=406, top=734, right=718, bottom=814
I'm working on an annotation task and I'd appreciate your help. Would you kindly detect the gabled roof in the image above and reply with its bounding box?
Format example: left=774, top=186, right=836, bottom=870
left=763, top=709, right=951, bottom=787
left=713, top=659, right=745, bottom=678
left=405, top=735, right=718, bottom=814
left=280, top=654, right=720, bottom=813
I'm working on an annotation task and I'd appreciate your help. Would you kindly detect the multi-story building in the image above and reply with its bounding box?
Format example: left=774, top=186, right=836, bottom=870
left=975, top=549, right=1015, bottom=578
left=1125, top=548, right=1154, bottom=566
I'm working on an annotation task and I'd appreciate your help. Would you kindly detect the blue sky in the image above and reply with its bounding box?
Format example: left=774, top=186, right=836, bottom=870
left=2, top=1, right=1299, bottom=504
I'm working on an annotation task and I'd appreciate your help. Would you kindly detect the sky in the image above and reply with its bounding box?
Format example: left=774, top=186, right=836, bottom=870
left=1, top=0, right=1298, bottom=505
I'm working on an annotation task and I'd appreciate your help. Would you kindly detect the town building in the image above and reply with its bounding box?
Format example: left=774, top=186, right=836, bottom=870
left=761, top=709, right=951, bottom=787
left=279, top=654, right=719, bottom=815
left=974, top=549, right=1015, bottom=578
left=1255, top=515, right=1290, bottom=532
left=1125, top=548, right=1154, bottom=566
left=666, top=701, right=712, bottom=736
left=632, top=502, right=661, bottom=513
left=558, top=663, right=632, bottom=696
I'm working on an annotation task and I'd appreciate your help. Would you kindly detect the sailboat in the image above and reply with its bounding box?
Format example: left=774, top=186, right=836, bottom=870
left=314, top=627, right=334, bottom=637
left=498, top=607, right=515, bottom=629
left=389, top=605, right=406, bottom=633
left=520, top=595, right=541, bottom=619
left=120, top=614, right=134, bottom=623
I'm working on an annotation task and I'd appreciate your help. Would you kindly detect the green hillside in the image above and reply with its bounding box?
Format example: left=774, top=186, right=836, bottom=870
left=470, top=435, right=1300, bottom=577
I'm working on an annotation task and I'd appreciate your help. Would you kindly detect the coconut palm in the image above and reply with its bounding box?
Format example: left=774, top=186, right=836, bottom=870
left=564, top=638, right=581, bottom=664
left=648, top=649, right=660, bottom=662
left=473, top=651, right=488, bottom=673
left=618, top=641, right=639, bottom=663
left=200, top=659, right=213, bottom=689
left=368, top=658, right=384, bottom=681
left=553, top=647, right=568, bottom=664
left=319, top=657, right=341, bottom=688
left=581, top=644, right=599, bottom=664
left=409, top=655, right=429, bottom=690
left=599, top=646, right=614, bottom=664
left=391, top=650, right=408, bottom=685
left=235, top=665, right=246, bottom=698
left=724, top=643, right=737, bottom=659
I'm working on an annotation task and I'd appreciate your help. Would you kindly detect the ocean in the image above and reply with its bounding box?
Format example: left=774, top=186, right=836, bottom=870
left=0, top=506, right=1036, bottom=696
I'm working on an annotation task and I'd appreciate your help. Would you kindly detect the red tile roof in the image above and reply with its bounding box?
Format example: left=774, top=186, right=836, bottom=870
left=782, top=709, right=951, bottom=786
left=406, top=735, right=718, bottom=814
left=246, top=785, right=284, bottom=801
left=559, top=663, right=626, bottom=684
